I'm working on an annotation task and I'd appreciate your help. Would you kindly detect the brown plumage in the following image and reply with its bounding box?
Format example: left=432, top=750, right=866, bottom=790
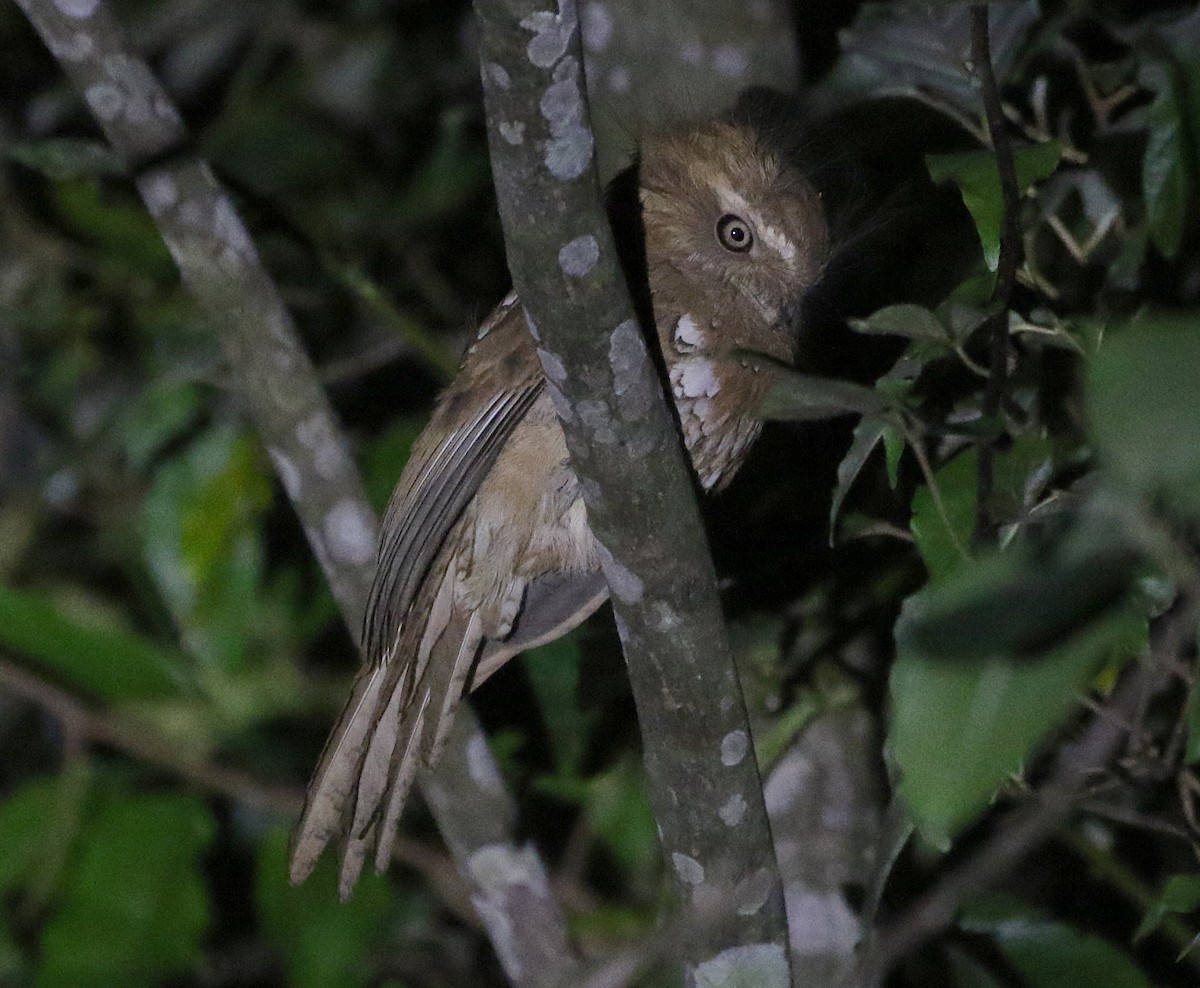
left=290, top=119, right=830, bottom=896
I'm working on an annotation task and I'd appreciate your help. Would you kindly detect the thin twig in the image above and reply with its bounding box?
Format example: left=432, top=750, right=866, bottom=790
left=970, top=6, right=1024, bottom=547
left=0, top=654, right=485, bottom=923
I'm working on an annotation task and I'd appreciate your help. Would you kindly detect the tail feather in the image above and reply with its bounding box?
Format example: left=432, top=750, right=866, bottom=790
left=373, top=609, right=484, bottom=872
left=289, top=662, right=389, bottom=885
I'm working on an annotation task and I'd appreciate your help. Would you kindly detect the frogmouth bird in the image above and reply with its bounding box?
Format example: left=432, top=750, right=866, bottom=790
left=290, top=118, right=830, bottom=896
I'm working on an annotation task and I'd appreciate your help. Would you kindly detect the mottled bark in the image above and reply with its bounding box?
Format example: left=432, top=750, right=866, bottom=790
left=14, top=2, right=578, bottom=984
left=474, top=1, right=791, bottom=983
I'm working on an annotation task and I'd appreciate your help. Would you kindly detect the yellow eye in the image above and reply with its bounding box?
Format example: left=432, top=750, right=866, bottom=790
left=717, top=213, right=753, bottom=253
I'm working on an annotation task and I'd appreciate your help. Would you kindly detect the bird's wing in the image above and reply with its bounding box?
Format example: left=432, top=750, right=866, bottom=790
left=290, top=296, right=542, bottom=888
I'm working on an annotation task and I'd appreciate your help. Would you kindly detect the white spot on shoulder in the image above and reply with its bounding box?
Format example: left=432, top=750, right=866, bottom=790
left=671, top=852, right=705, bottom=885
left=324, top=499, right=376, bottom=565
left=673, top=313, right=704, bottom=352
left=721, top=729, right=749, bottom=766
left=694, top=943, right=788, bottom=988
left=719, top=793, right=748, bottom=826
left=558, top=234, right=599, bottom=278
left=671, top=358, right=720, bottom=399
left=581, top=2, right=614, bottom=52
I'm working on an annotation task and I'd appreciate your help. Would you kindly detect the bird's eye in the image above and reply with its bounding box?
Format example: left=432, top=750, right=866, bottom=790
left=716, top=214, right=753, bottom=253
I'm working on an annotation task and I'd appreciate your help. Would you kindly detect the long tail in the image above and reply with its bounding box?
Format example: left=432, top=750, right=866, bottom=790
left=289, top=562, right=485, bottom=899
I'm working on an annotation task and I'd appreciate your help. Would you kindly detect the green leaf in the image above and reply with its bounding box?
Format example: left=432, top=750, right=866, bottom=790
left=910, top=450, right=976, bottom=583
left=50, top=178, right=175, bottom=280
left=0, top=778, right=60, bottom=895
left=1187, top=677, right=1200, bottom=764
left=142, top=425, right=273, bottom=669
left=524, top=630, right=593, bottom=776
left=1139, top=61, right=1193, bottom=259
left=115, top=380, right=204, bottom=470
left=761, top=369, right=890, bottom=421
left=1135, top=874, right=1200, bottom=942
left=883, top=422, right=906, bottom=488
left=0, top=584, right=185, bottom=701
left=849, top=304, right=952, bottom=344
left=257, top=829, right=394, bottom=988
left=830, top=417, right=888, bottom=542
left=1088, top=317, right=1200, bottom=518
left=587, top=758, right=659, bottom=880
left=890, top=538, right=1145, bottom=847
left=927, top=141, right=1063, bottom=270
left=901, top=541, right=1139, bottom=659
left=963, top=902, right=1155, bottom=988
left=37, top=793, right=214, bottom=988
left=7, top=138, right=124, bottom=180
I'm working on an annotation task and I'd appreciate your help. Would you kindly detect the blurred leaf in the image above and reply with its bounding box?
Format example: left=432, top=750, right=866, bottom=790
left=850, top=303, right=952, bottom=344
left=50, top=178, right=175, bottom=280
left=761, top=369, right=890, bottom=421
left=0, top=778, right=59, bottom=895
left=115, top=379, right=204, bottom=469
left=525, top=630, right=592, bottom=777
left=37, top=792, right=214, bottom=988
left=204, top=104, right=351, bottom=196
left=927, top=141, right=1063, bottom=270
left=963, top=900, right=1155, bottom=988
left=360, top=417, right=426, bottom=513
left=883, top=423, right=905, bottom=488
left=394, top=108, right=493, bottom=226
left=257, top=828, right=393, bottom=988
left=0, top=584, right=185, bottom=701
left=1135, top=874, right=1200, bottom=942
left=1140, top=61, right=1192, bottom=259
left=891, top=536, right=1145, bottom=847
left=7, top=138, right=124, bottom=180
left=945, top=946, right=1007, bottom=988
left=910, top=449, right=976, bottom=583
left=831, top=3, right=1038, bottom=116
left=143, top=424, right=273, bottom=669
left=830, top=417, right=888, bottom=541
left=1187, top=677, right=1200, bottom=764
left=901, top=540, right=1139, bottom=659
left=1088, top=317, right=1200, bottom=517
left=587, top=758, right=659, bottom=880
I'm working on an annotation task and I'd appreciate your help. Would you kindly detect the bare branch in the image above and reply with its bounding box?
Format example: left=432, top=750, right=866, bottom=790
left=473, top=1, right=791, bottom=982
left=13, top=1, right=578, bottom=982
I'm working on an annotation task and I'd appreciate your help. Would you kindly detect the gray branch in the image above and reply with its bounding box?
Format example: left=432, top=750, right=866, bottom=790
left=474, top=1, right=790, bottom=982
left=14, top=2, right=578, bottom=984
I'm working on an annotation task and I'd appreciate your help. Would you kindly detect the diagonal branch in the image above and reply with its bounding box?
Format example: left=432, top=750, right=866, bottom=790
left=473, top=1, right=790, bottom=983
left=12, top=2, right=578, bottom=984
